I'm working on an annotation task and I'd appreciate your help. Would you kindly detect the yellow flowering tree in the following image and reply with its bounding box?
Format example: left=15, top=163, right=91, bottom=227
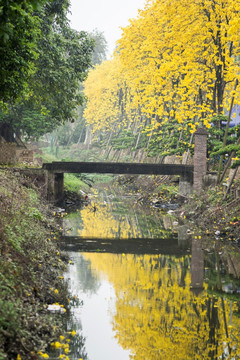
left=83, top=0, right=240, bottom=159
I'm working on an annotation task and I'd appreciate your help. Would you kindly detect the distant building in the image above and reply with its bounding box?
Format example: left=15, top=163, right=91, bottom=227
left=224, top=104, right=240, bottom=127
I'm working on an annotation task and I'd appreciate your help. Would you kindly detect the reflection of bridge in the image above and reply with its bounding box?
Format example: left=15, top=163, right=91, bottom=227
left=59, top=236, right=189, bottom=255
left=42, top=128, right=208, bottom=202
left=60, top=233, right=204, bottom=293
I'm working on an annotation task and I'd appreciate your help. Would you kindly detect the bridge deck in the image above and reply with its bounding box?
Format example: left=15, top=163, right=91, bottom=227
left=43, top=161, right=193, bottom=178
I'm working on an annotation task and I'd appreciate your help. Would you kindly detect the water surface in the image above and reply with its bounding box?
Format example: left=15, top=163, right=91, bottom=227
left=58, top=190, right=240, bottom=360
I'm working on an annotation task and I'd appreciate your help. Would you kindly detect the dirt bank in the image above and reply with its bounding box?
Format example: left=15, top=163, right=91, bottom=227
left=0, top=168, right=74, bottom=359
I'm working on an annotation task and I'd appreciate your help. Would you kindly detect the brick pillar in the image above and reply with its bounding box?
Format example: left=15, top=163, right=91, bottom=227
left=193, top=128, right=208, bottom=194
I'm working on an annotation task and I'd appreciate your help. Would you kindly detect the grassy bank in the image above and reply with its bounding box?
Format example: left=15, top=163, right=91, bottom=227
left=0, top=169, right=73, bottom=359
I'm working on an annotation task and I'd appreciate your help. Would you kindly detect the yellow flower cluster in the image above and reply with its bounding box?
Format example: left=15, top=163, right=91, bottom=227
left=83, top=0, right=240, bottom=154
left=49, top=331, right=77, bottom=359
left=37, top=351, right=49, bottom=359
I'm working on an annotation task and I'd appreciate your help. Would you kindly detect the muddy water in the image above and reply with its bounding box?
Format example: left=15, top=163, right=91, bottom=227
left=56, top=190, right=240, bottom=360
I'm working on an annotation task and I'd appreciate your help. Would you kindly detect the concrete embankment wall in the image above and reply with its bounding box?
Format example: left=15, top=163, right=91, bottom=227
left=0, top=143, right=34, bottom=165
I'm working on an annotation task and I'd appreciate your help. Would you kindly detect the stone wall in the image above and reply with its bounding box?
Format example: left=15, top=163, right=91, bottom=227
left=16, top=148, right=34, bottom=163
left=0, top=143, right=17, bottom=164
left=0, top=143, right=34, bottom=165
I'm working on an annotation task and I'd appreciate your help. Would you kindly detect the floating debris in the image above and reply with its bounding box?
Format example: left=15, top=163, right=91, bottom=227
left=47, top=304, right=65, bottom=314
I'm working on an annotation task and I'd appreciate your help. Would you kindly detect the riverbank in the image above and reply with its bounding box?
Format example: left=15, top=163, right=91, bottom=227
left=1, top=167, right=240, bottom=358
left=0, top=169, right=74, bottom=360
left=113, top=173, right=240, bottom=263
left=180, top=182, right=240, bottom=277
left=132, top=173, right=240, bottom=275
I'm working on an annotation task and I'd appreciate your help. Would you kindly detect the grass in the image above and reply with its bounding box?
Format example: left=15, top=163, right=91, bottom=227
left=35, top=148, right=57, bottom=163
left=64, top=173, right=89, bottom=193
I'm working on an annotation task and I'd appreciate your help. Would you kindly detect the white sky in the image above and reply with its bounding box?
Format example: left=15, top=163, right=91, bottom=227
left=68, top=0, right=147, bottom=58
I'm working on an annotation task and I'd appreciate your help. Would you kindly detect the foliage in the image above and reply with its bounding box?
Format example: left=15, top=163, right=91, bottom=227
left=0, top=0, right=45, bottom=101
left=0, top=0, right=95, bottom=140
left=208, top=115, right=240, bottom=168
left=42, top=30, right=108, bottom=146
left=89, top=29, right=108, bottom=66
left=31, top=21, right=94, bottom=125
left=83, top=0, right=240, bottom=161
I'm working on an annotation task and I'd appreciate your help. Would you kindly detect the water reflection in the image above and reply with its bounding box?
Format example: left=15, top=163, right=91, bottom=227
left=63, top=193, right=177, bottom=240
left=62, top=190, right=240, bottom=359
left=66, top=251, right=240, bottom=360
left=190, top=237, right=204, bottom=294
left=66, top=253, right=132, bottom=360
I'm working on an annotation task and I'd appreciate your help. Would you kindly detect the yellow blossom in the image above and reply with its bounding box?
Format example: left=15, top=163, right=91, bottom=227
left=51, top=341, right=62, bottom=349
left=38, top=351, right=49, bottom=359
left=41, top=354, right=49, bottom=359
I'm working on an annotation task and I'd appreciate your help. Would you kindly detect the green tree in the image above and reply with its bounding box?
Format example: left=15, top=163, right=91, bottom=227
left=0, top=0, right=46, bottom=101
left=89, top=29, right=108, bottom=65
left=0, top=0, right=94, bottom=140
left=50, top=30, right=108, bottom=146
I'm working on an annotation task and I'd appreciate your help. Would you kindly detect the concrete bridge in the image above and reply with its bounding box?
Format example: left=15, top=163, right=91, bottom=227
left=42, top=128, right=208, bottom=202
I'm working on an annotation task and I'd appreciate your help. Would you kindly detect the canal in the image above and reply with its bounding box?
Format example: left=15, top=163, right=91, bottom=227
left=54, top=187, right=240, bottom=360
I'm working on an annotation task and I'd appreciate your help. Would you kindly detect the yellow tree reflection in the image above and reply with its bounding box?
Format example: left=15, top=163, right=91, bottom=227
left=76, top=201, right=171, bottom=239
left=78, top=203, right=142, bottom=239
left=83, top=253, right=240, bottom=359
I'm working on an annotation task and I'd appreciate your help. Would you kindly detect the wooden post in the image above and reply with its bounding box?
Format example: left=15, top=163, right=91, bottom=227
left=193, top=128, right=208, bottom=194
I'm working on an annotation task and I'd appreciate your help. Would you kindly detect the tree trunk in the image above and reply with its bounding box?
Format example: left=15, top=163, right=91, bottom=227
left=0, top=123, right=15, bottom=142
left=83, top=125, right=92, bottom=148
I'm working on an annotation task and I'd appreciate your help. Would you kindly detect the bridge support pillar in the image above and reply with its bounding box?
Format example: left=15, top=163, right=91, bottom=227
left=193, top=128, right=208, bottom=194
left=47, top=171, right=64, bottom=202
left=179, top=174, right=193, bottom=197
